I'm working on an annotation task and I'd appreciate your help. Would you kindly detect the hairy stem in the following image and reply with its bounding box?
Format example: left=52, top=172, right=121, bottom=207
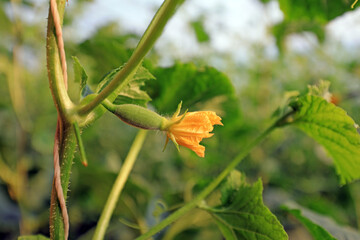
left=50, top=0, right=68, bottom=89
left=46, top=0, right=73, bottom=119
left=49, top=125, right=77, bottom=240
left=78, top=0, right=183, bottom=115
left=93, top=130, right=148, bottom=240
left=53, top=118, right=69, bottom=240
left=47, top=0, right=74, bottom=239
left=136, top=124, right=277, bottom=240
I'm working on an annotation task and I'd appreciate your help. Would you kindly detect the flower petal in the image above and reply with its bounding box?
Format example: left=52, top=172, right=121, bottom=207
left=204, top=111, right=223, bottom=126
left=165, top=110, right=222, bottom=157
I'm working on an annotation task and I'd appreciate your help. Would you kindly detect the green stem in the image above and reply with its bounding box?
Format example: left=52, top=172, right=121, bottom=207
left=46, top=1, right=76, bottom=239
left=73, top=122, right=88, bottom=166
left=49, top=125, right=77, bottom=240
left=93, top=130, right=148, bottom=240
left=136, top=123, right=278, bottom=240
left=78, top=0, right=183, bottom=116
left=46, top=0, right=73, bottom=119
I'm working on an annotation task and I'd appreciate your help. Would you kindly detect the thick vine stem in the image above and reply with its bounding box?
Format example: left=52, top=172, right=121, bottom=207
left=46, top=0, right=74, bottom=239
left=50, top=0, right=68, bottom=89
left=46, top=0, right=73, bottom=120
left=49, top=124, right=77, bottom=240
left=78, top=0, right=184, bottom=115
left=52, top=118, right=69, bottom=240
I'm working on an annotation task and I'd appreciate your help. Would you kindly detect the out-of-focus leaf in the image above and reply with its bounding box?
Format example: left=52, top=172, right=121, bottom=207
left=274, top=0, right=351, bottom=53
left=285, top=207, right=336, bottom=240
left=78, top=29, right=137, bottom=82
left=147, top=63, right=234, bottom=113
left=272, top=90, right=300, bottom=119
left=80, top=35, right=133, bottom=70
left=96, top=65, right=154, bottom=106
left=72, top=56, right=88, bottom=98
left=22, top=0, right=36, bottom=6
left=279, top=0, right=353, bottom=23
left=0, top=5, right=11, bottom=35
left=119, top=217, right=141, bottom=230
left=18, top=235, right=50, bottom=240
left=284, top=202, right=360, bottom=240
left=289, top=95, right=360, bottom=184
left=272, top=21, right=325, bottom=53
left=307, top=79, right=331, bottom=100
left=204, top=172, right=287, bottom=240
left=191, top=18, right=210, bottom=43
left=298, top=197, right=350, bottom=226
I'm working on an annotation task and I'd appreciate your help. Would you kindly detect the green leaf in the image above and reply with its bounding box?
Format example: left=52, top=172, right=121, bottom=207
left=191, top=18, right=210, bottom=43
left=18, top=235, right=50, bottom=240
left=273, top=0, right=352, bottom=52
left=204, top=174, right=288, bottom=240
left=272, top=90, right=300, bottom=119
left=285, top=207, right=336, bottom=240
left=96, top=66, right=121, bottom=96
left=147, top=63, right=234, bottom=113
left=212, top=216, right=237, bottom=240
left=72, top=56, right=89, bottom=98
left=113, top=67, right=154, bottom=107
left=307, top=79, right=331, bottom=100
left=77, top=29, right=135, bottom=82
left=78, top=65, right=154, bottom=127
left=0, top=4, right=11, bottom=34
left=284, top=202, right=360, bottom=240
left=119, top=218, right=141, bottom=230
left=279, top=0, right=353, bottom=23
left=272, top=21, right=325, bottom=53
left=289, top=95, right=360, bottom=184
left=96, top=65, right=154, bottom=106
left=220, top=170, right=246, bottom=205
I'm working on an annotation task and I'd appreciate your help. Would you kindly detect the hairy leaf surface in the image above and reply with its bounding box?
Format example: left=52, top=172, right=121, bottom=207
left=96, top=65, right=154, bottom=106
left=72, top=56, right=88, bottom=98
left=290, top=95, right=360, bottom=184
left=272, top=0, right=352, bottom=52
left=205, top=174, right=287, bottom=240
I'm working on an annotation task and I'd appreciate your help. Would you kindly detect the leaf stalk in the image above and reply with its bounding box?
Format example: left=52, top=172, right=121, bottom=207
left=78, top=0, right=184, bottom=116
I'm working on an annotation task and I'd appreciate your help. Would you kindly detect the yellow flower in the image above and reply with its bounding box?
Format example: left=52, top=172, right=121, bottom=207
left=163, top=103, right=223, bottom=157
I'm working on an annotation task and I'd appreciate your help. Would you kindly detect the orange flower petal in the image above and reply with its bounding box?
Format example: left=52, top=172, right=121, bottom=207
left=166, top=111, right=222, bottom=157
left=204, top=111, right=223, bottom=126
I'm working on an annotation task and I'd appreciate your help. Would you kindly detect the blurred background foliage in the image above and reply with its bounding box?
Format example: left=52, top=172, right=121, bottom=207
left=1, top=0, right=360, bottom=239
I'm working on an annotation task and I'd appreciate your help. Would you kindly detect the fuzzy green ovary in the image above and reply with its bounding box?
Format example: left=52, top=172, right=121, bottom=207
left=113, top=104, right=168, bottom=130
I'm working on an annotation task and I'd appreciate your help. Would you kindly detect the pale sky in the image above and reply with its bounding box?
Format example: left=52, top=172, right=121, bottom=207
left=16, top=0, right=360, bottom=65
left=66, top=0, right=360, bottom=64
left=69, top=0, right=283, bottom=63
